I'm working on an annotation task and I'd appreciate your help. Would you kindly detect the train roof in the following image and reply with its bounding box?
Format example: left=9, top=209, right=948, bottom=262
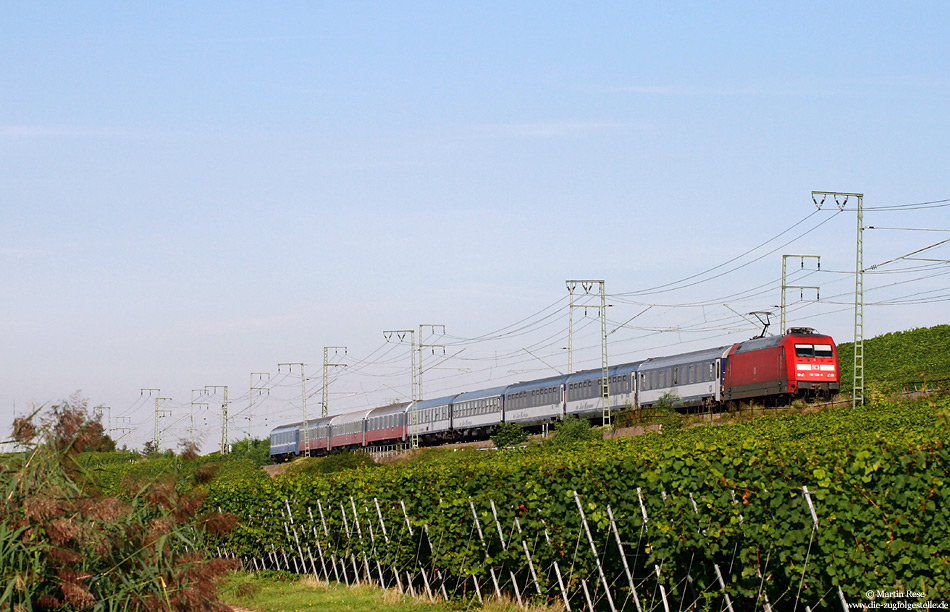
left=367, top=401, right=410, bottom=418
left=638, top=345, right=732, bottom=370
left=731, top=330, right=834, bottom=354
left=454, top=385, right=509, bottom=402
left=566, top=361, right=643, bottom=383
left=269, top=422, right=302, bottom=435
left=731, top=335, right=784, bottom=353
left=329, top=408, right=374, bottom=426
left=506, top=373, right=570, bottom=393
left=413, top=395, right=458, bottom=409
left=302, top=415, right=334, bottom=428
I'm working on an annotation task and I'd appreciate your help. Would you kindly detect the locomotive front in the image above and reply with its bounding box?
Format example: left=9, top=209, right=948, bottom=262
left=783, top=327, right=840, bottom=399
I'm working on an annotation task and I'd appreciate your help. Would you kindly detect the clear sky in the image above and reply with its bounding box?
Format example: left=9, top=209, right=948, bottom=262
left=2, top=2, right=948, bottom=452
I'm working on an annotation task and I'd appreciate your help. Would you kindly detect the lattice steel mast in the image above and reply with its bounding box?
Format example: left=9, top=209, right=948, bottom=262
left=278, top=363, right=307, bottom=453
left=322, top=347, right=347, bottom=418
left=566, top=280, right=610, bottom=426
left=813, top=190, right=864, bottom=407
left=383, top=329, right=417, bottom=447
left=249, top=372, right=270, bottom=440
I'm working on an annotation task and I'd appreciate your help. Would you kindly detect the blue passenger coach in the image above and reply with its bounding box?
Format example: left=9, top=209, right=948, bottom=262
left=269, top=422, right=300, bottom=461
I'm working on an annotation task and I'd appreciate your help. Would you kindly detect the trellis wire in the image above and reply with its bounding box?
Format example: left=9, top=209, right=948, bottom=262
left=220, top=482, right=848, bottom=612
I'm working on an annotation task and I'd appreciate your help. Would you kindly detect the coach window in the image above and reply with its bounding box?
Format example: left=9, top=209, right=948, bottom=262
left=815, top=344, right=833, bottom=358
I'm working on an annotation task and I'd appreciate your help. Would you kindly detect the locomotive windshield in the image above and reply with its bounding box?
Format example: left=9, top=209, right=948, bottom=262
left=795, top=343, right=834, bottom=358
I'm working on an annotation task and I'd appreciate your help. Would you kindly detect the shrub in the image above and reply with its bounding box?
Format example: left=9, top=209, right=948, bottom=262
left=547, top=416, right=599, bottom=447
left=612, top=405, right=638, bottom=429
left=491, top=423, right=529, bottom=449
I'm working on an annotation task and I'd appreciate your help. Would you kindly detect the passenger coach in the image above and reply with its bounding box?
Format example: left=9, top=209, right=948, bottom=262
left=637, top=346, right=729, bottom=409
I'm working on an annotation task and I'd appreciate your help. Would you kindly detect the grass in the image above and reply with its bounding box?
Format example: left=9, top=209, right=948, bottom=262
left=219, top=571, right=560, bottom=612
left=220, top=571, right=452, bottom=612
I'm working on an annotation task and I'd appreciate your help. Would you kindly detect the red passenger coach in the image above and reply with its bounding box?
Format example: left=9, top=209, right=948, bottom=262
left=364, top=402, right=409, bottom=447
left=723, top=328, right=839, bottom=404
left=329, top=410, right=372, bottom=450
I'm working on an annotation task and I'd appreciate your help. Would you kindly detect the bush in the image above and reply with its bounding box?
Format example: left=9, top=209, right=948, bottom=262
left=547, top=416, right=599, bottom=447
left=642, top=393, right=686, bottom=433
left=491, top=423, right=529, bottom=449
left=226, top=438, right=271, bottom=467
left=612, top=405, right=638, bottom=429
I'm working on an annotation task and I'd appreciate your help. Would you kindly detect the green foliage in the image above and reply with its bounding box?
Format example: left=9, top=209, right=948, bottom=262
left=837, top=324, right=950, bottom=394
left=283, top=451, right=379, bottom=478
left=654, top=391, right=681, bottom=411
left=208, top=394, right=950, bottom=602
left=545, top=415, right=599, bottom=447
left=491, top=422, right=529, bottom=449
left=611, top=405, right=638, bottom=428
left=642, top=393, right=686, bottom=432
left=91, top=451, right=268, bottom=497
left=227, top=438, right=271, bottom=467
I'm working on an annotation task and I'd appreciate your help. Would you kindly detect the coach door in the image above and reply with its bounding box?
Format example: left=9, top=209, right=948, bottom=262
left=715, top=359, right=722, bottom=401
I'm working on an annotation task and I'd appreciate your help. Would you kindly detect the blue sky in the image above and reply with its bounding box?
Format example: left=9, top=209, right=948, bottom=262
left=2, top=2, right=948, bottom=451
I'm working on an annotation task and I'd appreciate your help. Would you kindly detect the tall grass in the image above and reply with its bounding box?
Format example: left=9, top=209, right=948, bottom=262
left=1, top=396, right=238, bottom=611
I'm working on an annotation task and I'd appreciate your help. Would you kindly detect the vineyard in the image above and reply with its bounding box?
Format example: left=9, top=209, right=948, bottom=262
left=206, top=394, right=950, bottom=609
left=837, top=324, right=950, bottom=394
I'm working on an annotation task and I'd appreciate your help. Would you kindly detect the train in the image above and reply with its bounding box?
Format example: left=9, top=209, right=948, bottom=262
left=269, top=327, right=839, bottom=461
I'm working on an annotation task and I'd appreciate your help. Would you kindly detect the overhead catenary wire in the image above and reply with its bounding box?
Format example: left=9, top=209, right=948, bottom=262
left=614, top=209, right=836, bottom=297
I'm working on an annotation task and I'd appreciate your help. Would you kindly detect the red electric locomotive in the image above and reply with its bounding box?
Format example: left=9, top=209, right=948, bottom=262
left=722, top=327, right=839, bottom=404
